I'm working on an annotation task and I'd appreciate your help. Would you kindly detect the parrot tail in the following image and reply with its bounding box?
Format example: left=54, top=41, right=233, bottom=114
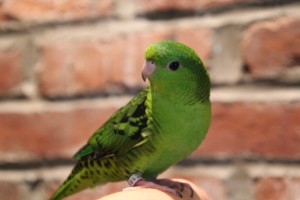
left=50, top=164, right=92, bottom=200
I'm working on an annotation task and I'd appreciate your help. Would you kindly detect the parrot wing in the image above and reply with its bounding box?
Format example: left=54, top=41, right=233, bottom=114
left=73, top=88, right=152, bottom=160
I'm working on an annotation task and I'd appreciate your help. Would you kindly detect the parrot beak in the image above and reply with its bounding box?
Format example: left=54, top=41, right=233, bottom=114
left=142, top=60, right=156, bottom=81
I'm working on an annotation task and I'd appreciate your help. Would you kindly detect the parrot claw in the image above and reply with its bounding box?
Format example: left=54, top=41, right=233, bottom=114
left=155, top=179, right=194, bottom=198
left=130, top=179, right=183, bottom=198
left=127, top=173, right=194, bottom=198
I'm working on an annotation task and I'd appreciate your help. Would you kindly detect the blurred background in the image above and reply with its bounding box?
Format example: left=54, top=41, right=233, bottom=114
left=0, top=0, right=299, bottom=200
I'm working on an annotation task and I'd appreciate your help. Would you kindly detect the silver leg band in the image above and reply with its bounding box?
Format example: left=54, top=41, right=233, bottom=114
left=128, top=172, right=144, bottom=186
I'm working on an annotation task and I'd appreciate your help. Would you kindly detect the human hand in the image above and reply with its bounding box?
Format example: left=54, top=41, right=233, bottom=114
left=98, top=179, right=212, bottom=200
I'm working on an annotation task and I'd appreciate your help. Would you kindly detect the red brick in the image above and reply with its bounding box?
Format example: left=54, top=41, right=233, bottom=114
left=36, top=27, right=213, bottom=98
left=194, top=102, right=300, bottom=159
left=0, top=102, right=121, bottom=160
left=255, top=178, right=300, bottom=200
left=0, top=9, right=8, bottom=23
left=242, top=17, right=300, bottom=78
left=174, top=28, right=213, bottom=65
left=2, top=100, right=300, bottom=161
left=0, top=181, right=20, bottom=200
left=101, top=30, right=172, bottom=89
left=37, top=31, right=170, bottom=97
left=37, top=41, right=112, bottom=97
left=138, top=0, right=255, bottom=13
left=2, top=0, right=113, bottom=23
left=0, top=51, right=22, bottom=96
left=137, top=0, right=174, bottom=13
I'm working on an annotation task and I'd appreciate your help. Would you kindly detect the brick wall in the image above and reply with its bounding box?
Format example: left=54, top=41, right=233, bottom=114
left=0, top=0, right=300, bottom=200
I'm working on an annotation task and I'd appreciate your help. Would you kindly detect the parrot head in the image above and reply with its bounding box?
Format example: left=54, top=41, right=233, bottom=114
left=142, top=41, right=210, bottom=103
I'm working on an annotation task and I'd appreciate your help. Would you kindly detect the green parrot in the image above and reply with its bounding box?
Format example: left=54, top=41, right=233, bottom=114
left=50, top=41, right=211, bottom=200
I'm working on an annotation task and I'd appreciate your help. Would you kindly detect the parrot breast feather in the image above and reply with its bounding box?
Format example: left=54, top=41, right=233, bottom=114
left=73, top=88, right=152, bottom=160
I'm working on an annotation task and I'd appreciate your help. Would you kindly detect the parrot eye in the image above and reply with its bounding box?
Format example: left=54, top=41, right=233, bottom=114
left=167, top=61, right=180, bottom=71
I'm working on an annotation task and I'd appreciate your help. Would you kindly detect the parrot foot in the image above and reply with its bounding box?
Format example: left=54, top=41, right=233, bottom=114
left=132, top=179, right=183, bottom=197
left=155, top=179, right=194, bottom=198
left=127, top=173, right=194, bottom=198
